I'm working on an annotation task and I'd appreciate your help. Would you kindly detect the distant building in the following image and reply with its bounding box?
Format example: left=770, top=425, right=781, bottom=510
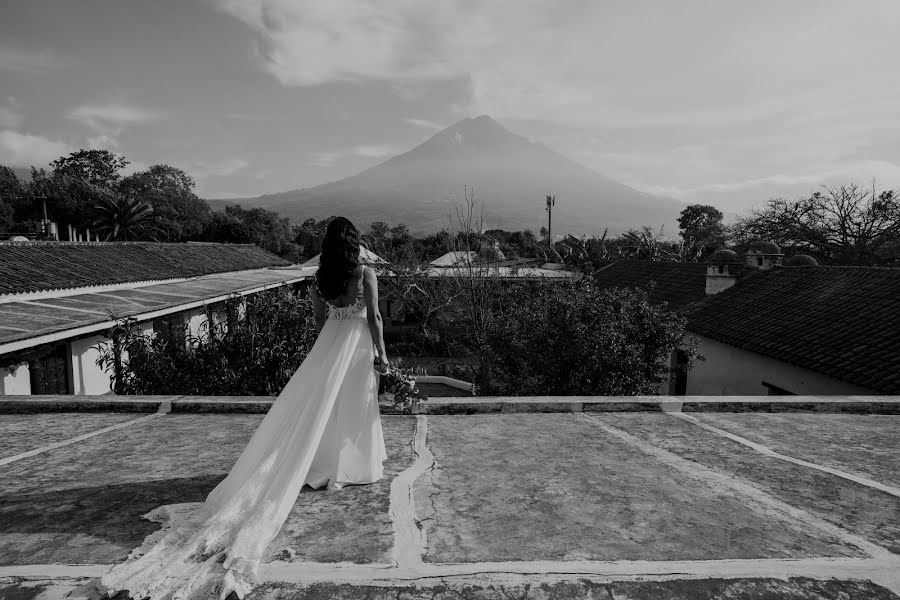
left=426, top=251, right=581, bottom=280
left=429, top=250, right=478, bottom=267
left=683, top=262, right=899, bottom=396
left=592, top=243, right=900, bottom=396
left=300, top=246, right=389, bottom=268
left=0, top=241, right=315, bottom=396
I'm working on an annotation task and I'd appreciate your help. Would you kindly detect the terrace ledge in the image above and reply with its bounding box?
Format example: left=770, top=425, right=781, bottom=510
left=0, top=395, right=899, bottom=414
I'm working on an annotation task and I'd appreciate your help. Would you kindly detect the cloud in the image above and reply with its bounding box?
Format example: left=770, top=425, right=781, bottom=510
left=210, top=1, right=900, bottom=209
left=638, top=161, right=900, bottom=199
left=211, top=0, right=469, bottom=85
left=403, top=117, right=444, bottom=131
left=68, top=104, right=164, bottom=132
left=210, top=2, right=900, bottom=131
left=308, top=143, right=397, bottom=167
left=309, top=152, right=341, bottom=168
left=0, top=46, right=63, bottom=72
left=87, top=134, right=119, bottom=149
left=352, top=144, right=394, bottom=158
left=0, top=106, right=23, bottom=129
left=0, top=130, right=73, bottom=167
left=66, top=103, right=165, bottom=149
left=189, top=158, right=250, bottom=178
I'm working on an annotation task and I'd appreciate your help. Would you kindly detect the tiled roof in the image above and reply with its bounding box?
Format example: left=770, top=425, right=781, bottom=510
left=685, top=266, right=900, bottom=394
left=0, top=241, right=290, bottom=295
left=592, top=260, right=709, bottom=310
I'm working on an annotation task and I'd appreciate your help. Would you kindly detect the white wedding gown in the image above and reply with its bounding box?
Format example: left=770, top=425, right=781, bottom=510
left=101, top=280, right=387, bottom=600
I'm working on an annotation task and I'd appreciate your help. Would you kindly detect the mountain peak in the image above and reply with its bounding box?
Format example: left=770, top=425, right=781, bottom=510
left=223, top=115, right=682, bottom=237
left=417, top=114, right=531, bottom=155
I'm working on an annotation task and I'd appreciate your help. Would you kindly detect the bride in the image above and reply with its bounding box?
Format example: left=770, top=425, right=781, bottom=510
left=101, top=217, right=390, bottom=600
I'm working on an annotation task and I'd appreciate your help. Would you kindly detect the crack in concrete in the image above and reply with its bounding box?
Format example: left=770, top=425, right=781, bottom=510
left=0, top=413, right=165, bottom=467
left=669, top=411, right=900, bottom=499
left=389, top=415, right=435, bottom=568
left=577, top=413, right=894, bottom=561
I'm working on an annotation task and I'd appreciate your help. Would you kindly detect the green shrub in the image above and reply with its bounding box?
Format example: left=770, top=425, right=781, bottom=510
left=485, top=279, right=697, bottom=395
left=96, top=289, right=318, bottom=395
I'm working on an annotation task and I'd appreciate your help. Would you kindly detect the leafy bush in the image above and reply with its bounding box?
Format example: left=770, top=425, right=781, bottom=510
left=96, top=289, right=318, bottom=395
left=485, top=279, right=697, bottom=395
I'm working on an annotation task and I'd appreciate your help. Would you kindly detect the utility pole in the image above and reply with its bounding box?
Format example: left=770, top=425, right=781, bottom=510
left=545, top=194, right=555, bottom=248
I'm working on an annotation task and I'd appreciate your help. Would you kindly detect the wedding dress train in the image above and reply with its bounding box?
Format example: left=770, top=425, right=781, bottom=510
left=101, top=287, right=387, bottom=600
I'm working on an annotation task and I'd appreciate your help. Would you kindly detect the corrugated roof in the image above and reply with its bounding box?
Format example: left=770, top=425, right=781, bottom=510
left=592, top=260, right=709, bottom=310
left=0, top=241, right=290, bottom=296
left=684, top=266, right=900, bottom=394
left=300, top=246, right=388, bottom=267
left=0, top=266, right=316, bottom=352
left=430, top=251, right=477, bottom=267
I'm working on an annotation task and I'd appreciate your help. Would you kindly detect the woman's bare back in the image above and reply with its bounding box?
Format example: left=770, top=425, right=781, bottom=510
left=322, top=265, right=365, bottom=308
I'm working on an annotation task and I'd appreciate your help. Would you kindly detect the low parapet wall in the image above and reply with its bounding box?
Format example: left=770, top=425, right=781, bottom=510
left=1, top=395, right=898, bottom=414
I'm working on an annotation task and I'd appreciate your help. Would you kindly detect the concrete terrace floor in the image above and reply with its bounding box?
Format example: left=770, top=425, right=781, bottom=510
left=0, top=398, right=898, bottom=599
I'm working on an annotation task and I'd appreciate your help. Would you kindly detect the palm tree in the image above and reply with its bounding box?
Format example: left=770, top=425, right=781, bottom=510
left=620, top=226, right=678, bottom=262
left=91, top=192, right=156, bottom=241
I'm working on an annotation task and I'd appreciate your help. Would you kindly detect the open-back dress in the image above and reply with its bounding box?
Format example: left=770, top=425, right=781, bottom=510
left=101, top=266, right=387, bottom=600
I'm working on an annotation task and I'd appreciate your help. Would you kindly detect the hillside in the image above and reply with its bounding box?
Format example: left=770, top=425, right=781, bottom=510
left=209, top=116, right=685, bottom=236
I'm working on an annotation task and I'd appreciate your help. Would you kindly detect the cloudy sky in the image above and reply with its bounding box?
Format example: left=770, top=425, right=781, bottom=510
left=2, top=0, right=898, bottom=214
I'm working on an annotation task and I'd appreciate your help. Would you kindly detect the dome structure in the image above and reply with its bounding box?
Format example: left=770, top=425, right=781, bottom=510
left=709, top=249, right=741, bottom=264
left=785, top=254, right=819, bottom=267
left=747, top=240, right=782, bottom=255
left=744, top=240, right=784, bottom=270
left=706, top=248, right=743, bottom=295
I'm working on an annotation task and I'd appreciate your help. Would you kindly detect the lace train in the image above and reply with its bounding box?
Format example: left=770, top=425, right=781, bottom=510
left=100, top=307, right=385, bottom=600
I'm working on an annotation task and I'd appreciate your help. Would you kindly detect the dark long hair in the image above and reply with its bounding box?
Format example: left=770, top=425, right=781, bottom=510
left=315, top=217, right=361, bottom=300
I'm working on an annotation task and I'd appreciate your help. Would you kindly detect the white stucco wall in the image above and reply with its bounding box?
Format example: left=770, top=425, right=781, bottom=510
left=186, top=308, right=209, bottom=341
left=70, top=334, right=114, bottom=395
left=685, top=334, right=873, bottom=395
left=0, top=363, right=31, bottom=395
left=70, top=322, right=155, bottom=396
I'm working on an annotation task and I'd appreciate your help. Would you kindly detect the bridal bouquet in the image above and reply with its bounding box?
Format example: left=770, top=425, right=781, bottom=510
left=376, top=359, right=428, bottom=413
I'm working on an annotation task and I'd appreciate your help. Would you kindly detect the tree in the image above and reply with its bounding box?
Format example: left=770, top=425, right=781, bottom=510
left=737, top=183, right=900, bottom=265
left=0, top=167, right=26, bottom=233
left=118, top=165, right=212, bottom=241
left=91, top=191, right=156, bottom=241
left=557, top=230, right=615, bottom=273
left=389, top=223, right=413, bottom=249
left=0, top=195, right=13, bottom=233
left=368, top=221, right=391, bottom=243
left=487, top=281, right=698, bottom=395
left=618, top=226, right=680, bottom=261
left=28, top=168, right=101, bottom=231
left=293, top=217, right=333, bottom=259
left=51, top=149, right=129, bottom=187
left=417, top=229, right=452, bottom=262
left=506, top=229, right=543, bottom=259
left=204, top=205, right=300, bottom=259
left=439, top=187, right=506, bottom=390
left=678, top=204, right=726, bottom=261
left=377, top=243, right=462, bottom=354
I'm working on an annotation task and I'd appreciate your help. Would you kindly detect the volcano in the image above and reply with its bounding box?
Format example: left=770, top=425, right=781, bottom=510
left=212, top=115, right=683, bottom=236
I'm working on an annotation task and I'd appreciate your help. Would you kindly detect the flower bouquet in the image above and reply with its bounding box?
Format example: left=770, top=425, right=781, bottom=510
left=375, top=358, right=428, bottom=414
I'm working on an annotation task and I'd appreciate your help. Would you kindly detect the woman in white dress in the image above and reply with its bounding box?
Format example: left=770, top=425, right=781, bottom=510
left=101, top=217, right=389, bottom=600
